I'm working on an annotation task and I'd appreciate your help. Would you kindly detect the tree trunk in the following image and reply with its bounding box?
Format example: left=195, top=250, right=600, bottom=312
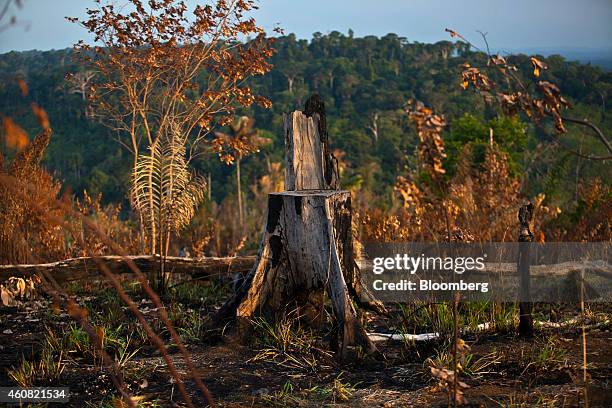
left=236, top=157, right=244, bottom=230
left=215, top=95, right=382, bottom=360
left=287, top=76, right=294, bottom=94
left=284, top=96, right=339, bottom=191
left=244, top=191, right=378, bottom=358
left=518, top=203, right=534, bottom=338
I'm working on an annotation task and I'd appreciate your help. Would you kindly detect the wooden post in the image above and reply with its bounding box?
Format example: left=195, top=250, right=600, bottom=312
left=517, top=202, right=534, bottom=338
left=215, top=95, right=383, bottom=359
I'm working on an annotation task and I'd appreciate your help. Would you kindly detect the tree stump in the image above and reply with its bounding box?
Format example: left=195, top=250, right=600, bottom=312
left=215, top=95, right=382, bottom=359
left=284, top=95, right=339, bottom=191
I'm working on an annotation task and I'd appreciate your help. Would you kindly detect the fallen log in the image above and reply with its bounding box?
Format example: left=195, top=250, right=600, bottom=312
left=0, top=255, right=256, bottom=283
left=367, top=318, right=611, bottom=343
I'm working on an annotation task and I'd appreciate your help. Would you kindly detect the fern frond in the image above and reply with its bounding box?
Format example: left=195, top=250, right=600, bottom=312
left=130, top=125, right=206, bottom=245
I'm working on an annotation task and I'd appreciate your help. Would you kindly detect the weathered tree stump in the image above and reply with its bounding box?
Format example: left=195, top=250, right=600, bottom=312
left=284, top=95, right=339, bottom=191
left=215, top=95, right=382, bottom=359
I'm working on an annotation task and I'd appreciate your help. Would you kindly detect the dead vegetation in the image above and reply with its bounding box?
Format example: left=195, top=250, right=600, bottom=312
left=0, top=2, right=611, bottom=408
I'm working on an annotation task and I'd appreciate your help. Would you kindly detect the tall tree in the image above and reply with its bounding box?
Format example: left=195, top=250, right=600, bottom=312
left=213, top=116, right=270, bottom=230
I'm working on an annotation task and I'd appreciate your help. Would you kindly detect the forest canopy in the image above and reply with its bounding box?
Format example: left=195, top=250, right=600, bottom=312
left=1, top=31, right=610, bottom=208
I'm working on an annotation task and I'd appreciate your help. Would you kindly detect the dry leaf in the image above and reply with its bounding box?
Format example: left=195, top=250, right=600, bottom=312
left=530, top=57, right=548, bottom=77
left=96, top=326, right=106, bottom=348
left=31, top=103, right=50, bottom=130
left=1, top=288, right=12, bottom=306
left=17, top=78, right=29, bottom=96
left=3, top=117, right=29, bottom=150
left=16, top=278, right=25, bottom=296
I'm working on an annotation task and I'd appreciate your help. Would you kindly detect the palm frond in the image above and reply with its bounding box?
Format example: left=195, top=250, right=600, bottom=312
left=130, top=125, right=206, bottom=244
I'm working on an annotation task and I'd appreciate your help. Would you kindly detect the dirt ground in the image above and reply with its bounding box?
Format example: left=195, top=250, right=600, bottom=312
left=1, top=286, right=611, bottom=407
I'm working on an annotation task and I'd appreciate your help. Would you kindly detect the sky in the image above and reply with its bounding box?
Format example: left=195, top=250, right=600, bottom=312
left=1, top=0, right=611, bottom=53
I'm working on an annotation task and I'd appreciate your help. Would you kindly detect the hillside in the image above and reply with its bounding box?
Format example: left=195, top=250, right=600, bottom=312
left=1, top=32, right=611, bottom=207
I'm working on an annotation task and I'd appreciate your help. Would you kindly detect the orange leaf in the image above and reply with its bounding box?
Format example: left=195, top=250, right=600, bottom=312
left=96, top=326, right=106, bottom=347
left=537, top=231, right=545, bottom=243
left=17, top=78, right=28, bottom=96
left=3, top=117, right=29, bottom=150
left=31, top=103, right=50, bottom=130
left=530, top=57, right=547, bottom=77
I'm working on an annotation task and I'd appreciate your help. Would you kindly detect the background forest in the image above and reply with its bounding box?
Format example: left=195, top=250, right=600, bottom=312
left=1, top=31, right=611, bottom=256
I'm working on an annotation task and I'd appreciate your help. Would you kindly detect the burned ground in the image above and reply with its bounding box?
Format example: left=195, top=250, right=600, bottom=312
left=1, top=279, right=610, bottom=407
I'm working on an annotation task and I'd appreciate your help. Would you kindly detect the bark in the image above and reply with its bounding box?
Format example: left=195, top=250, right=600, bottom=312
left=236, top=157, right=243, bottom=229
left=228, top=191, right=378, bottom=359
left=0, top=255, right=255, bottom=283
left=284, top=95, right=339, bottom=190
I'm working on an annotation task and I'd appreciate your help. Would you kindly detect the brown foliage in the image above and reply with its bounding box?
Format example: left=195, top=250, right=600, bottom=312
left=546, top=178, right=611, bottom=241
left=449, top=29, right=569, bottom=133
left=406, top=99, right=447, bottom=178
left=0, top=129, right=137, bottom=263
left=70, top=0, right=276, bottom=257
left=0, top=128, right=66, bottom=264
left=387, top=142, right=560, bottom=243
left=429, top=338, right=471, bottom=406
left=447, top=144, right=557, bottom=242
left=2, top=116, right=29, bottom=150
left=448, top=28, right=611, bottom=157
left=448, top=144, right=521, bottom=241
left=71, top=191, right=139, bottom=257
left=71, top=0, right=275, bottom=154
left=183, top=160, right=283, bottom=257
left=212, top=116, right=271, bottom=165
left=363, top=101, right=561, bottom=243
left=359, top=209, right=412, bottom=242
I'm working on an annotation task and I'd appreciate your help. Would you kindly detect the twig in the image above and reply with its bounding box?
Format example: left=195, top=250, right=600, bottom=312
left=560, top=115, right=612, bottom=155
left=476, top=30, right=491, bottom=58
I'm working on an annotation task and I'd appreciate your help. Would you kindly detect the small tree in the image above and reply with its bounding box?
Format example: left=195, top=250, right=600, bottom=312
left=212, top=116, right=270, bottom=229
left=71, top=0, right=275, bottom=288
left=64, top=71, right=96, bottom=118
